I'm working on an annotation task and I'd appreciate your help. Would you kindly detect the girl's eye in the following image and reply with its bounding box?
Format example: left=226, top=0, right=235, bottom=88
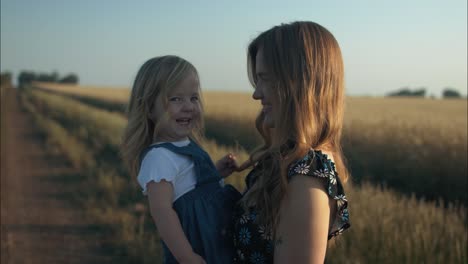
left=169, top=97, right=181, bottom=102
left=191, top=96, right=199, bottom=102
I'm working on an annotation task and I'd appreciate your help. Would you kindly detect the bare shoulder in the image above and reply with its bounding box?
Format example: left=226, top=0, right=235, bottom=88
left=287, top=173, right=328, bottom=196
left=286, top=173, right=337, bottom=218
left=275, top=174, right=332, bottom=263
left=280, top=173, right=331, bottom=222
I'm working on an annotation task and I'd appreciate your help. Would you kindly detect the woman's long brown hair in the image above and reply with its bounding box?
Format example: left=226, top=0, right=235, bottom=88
left=241, top=21, right=349, bottom=232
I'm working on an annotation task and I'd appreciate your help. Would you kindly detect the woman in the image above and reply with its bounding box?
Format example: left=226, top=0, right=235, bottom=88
left=232, top=21, right=351, bottom=263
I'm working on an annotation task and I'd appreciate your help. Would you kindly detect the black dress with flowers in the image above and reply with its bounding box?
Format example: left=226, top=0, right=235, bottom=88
left=232, top=150, right=350, bottom=263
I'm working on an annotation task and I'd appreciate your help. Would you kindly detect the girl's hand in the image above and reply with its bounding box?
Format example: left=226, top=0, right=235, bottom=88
left=179, top=253, right=206, bottom=264
left=215, top=153, right=239, bottom=178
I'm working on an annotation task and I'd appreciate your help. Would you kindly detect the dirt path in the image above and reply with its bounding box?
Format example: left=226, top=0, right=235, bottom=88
left=1, top=88, right=118, bottom=264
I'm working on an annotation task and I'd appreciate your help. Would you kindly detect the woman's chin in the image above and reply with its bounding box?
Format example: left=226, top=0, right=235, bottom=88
left=263, top=116, right=275, bottom=128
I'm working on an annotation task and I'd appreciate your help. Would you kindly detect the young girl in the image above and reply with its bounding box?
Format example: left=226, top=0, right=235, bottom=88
left=121, top=55, right=241, bottom=264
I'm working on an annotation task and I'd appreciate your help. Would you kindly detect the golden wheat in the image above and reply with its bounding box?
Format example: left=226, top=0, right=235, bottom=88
left=23, top=84, right=467, bottom=262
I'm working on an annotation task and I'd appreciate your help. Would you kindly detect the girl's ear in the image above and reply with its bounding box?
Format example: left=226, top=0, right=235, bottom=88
left=148, top=96, right=164, bottom=122
left=147, top=100, right=158, bottom=122
left=147, top=109, right=156, bottom=123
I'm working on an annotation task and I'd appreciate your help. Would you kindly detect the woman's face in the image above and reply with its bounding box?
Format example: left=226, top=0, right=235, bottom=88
left=252, top=48, right=277, bottom=128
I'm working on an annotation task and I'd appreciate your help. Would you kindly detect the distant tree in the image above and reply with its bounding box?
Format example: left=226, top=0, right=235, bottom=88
left=387, top=87, right=426, bottom=97
left=387, top=87, right=410, bottom=97
left=37, top=72, right=57, bottom=82
left=412, top=87, right=426, bottom=97
left=18, top=71, right=37, bottom=87
left=1, top=72, right=13, bottom=88
left=59, top=73, right=79, bottom=84
left=17, top=70, right=79, bottom=86
left=50, top=71, right=59, bottom=82
left=442, top=88, right=461, bottom=98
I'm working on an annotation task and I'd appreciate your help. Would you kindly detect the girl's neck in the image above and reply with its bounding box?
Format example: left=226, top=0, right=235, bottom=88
left=152, top=137, right=190, bottom=144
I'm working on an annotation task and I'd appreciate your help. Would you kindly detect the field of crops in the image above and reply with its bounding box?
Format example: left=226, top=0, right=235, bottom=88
left=20, top=82, right=467, bottom=263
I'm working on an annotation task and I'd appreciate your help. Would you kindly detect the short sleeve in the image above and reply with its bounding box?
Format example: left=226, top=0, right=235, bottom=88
left=137, top=148, right=179, bottom=195
left=287, top=150, right=350, bottom=239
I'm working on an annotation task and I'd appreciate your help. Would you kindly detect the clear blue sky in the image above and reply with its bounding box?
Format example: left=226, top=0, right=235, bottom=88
left=1, top=0, right=466, bottom=96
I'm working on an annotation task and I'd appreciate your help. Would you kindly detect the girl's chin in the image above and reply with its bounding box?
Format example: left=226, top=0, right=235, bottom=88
left=175, top=129, right=192, bottom=138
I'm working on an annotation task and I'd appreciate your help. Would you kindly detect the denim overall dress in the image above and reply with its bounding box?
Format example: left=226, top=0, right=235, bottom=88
left=141, top=141, right=241, bottom=264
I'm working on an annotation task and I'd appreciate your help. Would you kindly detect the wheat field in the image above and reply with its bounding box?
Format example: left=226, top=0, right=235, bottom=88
left=21, top=82, right=467, bottom=263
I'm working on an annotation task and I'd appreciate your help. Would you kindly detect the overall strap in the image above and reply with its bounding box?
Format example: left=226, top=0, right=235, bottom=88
left=140, top=141, right=221, bottom=186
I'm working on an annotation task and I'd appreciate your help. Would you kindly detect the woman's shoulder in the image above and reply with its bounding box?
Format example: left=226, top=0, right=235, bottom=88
left=287, top=149, right=350, bottom=239
left=287, top=149, right=335, bottom=179
left=287, top=149, right=342, bottom=194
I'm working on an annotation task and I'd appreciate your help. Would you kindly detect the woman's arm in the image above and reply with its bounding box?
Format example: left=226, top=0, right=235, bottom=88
left=147, top=180, right=205, bottom=264
left=274, top=175, right=333, bottom=264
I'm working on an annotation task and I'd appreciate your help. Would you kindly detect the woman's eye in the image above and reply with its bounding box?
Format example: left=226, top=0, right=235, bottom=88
left=191, top=96, right=199, bottom=102
left=169, top=97, right=181, bottom=102
left=256, top=78, right=266, bottom=87
left=256, top=75, right=270, bottom=86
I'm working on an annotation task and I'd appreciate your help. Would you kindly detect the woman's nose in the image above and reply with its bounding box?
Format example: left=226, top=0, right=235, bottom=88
left=252, top=87, right=262, bottom=100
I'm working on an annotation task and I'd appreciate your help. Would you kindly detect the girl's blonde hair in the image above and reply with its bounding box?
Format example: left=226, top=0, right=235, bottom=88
left=120, top=55, right=204, bottom=178
left=242, top=21, right=350, bottom=230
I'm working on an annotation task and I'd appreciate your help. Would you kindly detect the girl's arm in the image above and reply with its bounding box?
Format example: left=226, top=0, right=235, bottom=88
left=274, top=175, right=334, bottom=264
left=147, top=180, right=205, bottom=264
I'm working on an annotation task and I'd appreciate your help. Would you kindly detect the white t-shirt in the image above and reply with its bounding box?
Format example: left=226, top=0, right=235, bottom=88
left=137, top=139, right=197, bottom=202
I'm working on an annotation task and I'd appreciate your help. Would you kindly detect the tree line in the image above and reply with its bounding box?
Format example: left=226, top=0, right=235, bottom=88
left=16, top=71, right=79, bottom=87
left=0, top=71, right=464, bottom=98
left=0, top=71, right=79, bottom=88
left=387, top=87, right=463, bottom=99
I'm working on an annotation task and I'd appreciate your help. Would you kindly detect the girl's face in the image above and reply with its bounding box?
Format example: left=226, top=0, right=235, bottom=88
left=151, top=71, right=202, bottom=142
left=252, top=48, right=278, bottom=128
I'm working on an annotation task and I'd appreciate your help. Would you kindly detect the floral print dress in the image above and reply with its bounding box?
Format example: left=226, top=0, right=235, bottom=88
left=232, top=150, right=350, bottom=263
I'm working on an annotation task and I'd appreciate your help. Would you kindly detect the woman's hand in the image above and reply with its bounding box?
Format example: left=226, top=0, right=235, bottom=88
left=215, top=153, right=239, bottom=178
